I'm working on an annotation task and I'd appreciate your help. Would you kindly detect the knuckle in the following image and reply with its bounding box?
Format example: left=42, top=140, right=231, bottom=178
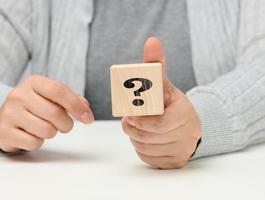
left=0, top=103, right=19, bottom=122
left=121, top=119, right=133, bottom=135
left=134, top=119, right=143, bottom=129
left=7, top=89, right=23, bottom=102
left=122, top=122, right=148, bottom=143
left=0, top=104, right=13, bottom=118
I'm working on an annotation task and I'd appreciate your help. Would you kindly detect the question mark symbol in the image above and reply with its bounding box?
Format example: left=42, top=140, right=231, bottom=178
left=123, top=78, right=153, bottom=106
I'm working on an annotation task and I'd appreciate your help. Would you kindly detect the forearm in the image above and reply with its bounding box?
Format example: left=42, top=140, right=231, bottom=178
left=0, top=0, right=32, bottom=86
left=188, top=50, right=265, bottom=159
left=186, top=0, right=265, bottom=159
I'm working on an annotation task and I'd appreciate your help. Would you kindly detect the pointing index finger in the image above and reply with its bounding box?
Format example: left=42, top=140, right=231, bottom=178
left=29, top=75, right=94, bottom=124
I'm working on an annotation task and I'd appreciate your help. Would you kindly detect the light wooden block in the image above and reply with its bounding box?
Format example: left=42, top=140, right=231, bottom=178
left=110, top=63, right=164, bottom=117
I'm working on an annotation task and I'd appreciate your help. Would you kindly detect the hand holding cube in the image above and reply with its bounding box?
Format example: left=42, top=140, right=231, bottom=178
left=115, top=37, right=202, bottom=169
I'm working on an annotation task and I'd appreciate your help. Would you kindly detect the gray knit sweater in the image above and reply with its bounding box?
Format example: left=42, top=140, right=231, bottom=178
left=0, top=0, right=265, bottom=159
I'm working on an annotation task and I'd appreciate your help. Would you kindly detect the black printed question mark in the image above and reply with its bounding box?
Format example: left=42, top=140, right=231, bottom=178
left=123, top=78, right=153, bottom=106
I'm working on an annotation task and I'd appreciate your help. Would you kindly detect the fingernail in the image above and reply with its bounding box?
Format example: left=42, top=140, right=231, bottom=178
left=80, top=111, right=92, bottom=124
left=126, top=117, right=135, bottom=126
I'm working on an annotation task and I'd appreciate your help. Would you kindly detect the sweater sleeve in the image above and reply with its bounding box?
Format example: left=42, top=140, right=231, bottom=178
left=0, top=0, right=32, bottom=105
left=188, top=1, right=265, bottom=159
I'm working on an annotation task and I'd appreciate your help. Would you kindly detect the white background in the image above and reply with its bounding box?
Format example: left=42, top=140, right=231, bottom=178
left=0, top=121, right=265, bottom=200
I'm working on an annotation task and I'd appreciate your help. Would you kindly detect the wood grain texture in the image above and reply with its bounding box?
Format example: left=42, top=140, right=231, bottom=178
left=111, top=63, right=164, bottom=117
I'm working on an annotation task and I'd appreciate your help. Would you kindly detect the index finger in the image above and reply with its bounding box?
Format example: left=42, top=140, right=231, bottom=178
left=29, top=75, right=93, bottom=123
left=125, top=99, right=194, bottom=133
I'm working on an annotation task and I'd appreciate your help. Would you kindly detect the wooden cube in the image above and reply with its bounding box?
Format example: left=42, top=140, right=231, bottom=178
left=110, top=63, right=164, bottom=117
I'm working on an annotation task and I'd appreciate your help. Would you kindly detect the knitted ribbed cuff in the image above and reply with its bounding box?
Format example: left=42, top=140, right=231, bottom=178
left=186, top=88, right=238, bottom=160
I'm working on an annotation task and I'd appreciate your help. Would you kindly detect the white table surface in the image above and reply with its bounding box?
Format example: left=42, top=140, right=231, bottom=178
left=1, top=121, right=265, bottom=200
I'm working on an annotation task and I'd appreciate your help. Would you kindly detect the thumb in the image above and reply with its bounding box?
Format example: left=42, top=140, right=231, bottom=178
left=144, top=37, right=169, bottom=84
left=144, top=37, right=177, bottom=106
